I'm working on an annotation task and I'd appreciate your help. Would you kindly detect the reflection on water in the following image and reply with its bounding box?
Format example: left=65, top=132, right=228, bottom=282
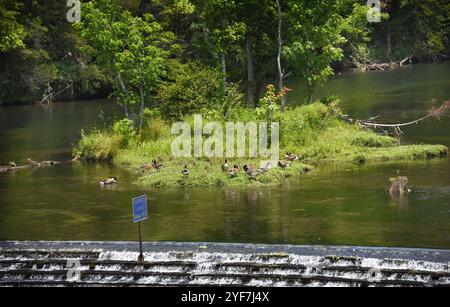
left=0, top=64, right=449, bottom=248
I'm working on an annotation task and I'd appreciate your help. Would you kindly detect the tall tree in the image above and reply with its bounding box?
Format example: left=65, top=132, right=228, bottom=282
left=0, top=0, right=26, bottom=52
left=275, top=0, right=285, bottom=112
left=284, top=0, right=346, bottom=103
left=75, top=0, right=177, bottom=129
left=235, top=0, right=277, bottom=106
left=191, top=0, right=246, bottom=92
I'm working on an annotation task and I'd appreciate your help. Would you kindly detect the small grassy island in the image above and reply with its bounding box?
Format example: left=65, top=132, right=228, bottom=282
left=61, top=0, right=448, bottom=190
left=73, top=98, right=448, bottom=189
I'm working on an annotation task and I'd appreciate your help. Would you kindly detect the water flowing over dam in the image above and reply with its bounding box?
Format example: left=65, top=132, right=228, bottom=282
left=0, top=242, right=449, bottom=287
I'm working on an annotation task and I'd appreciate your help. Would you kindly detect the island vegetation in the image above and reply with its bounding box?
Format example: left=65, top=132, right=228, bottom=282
left=1, top=0, right=449, bottom=188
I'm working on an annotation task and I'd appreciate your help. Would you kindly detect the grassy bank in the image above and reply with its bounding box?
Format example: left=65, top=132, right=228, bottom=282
left=73, top=101, right=448, bottom=189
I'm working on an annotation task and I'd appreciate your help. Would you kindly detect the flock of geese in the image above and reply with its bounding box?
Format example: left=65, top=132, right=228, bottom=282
left=1, top=159, right=64, bottom=174
left=100, top=153, right=301, bottom=186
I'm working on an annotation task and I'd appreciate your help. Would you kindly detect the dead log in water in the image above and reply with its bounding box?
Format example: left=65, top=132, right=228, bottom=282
left=0, top=165, right=31, bottom=173
left=1, top=159, right=64, bottom=173
left=387, top=176, right=410, bottom=197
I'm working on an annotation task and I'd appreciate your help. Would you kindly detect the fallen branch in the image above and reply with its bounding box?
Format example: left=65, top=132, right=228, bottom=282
left=39, top=83, right=72, bottom=105
left=361, top=114, right=432, bottom=128
left=400, top=56, right=413, bottom=66
left=342, top=99, right=450, bottom=134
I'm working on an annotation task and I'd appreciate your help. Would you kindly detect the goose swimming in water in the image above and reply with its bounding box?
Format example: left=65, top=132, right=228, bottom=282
left=27, top=159, right=40, bottom=168
left=100, top=177, right=118, bottom=185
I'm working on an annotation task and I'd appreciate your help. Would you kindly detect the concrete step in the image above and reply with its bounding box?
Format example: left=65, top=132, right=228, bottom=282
left=1, top=241, right=449, bottom=287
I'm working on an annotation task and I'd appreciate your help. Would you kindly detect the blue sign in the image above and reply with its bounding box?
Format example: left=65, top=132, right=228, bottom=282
left=132, top=195, right=148, bottom=223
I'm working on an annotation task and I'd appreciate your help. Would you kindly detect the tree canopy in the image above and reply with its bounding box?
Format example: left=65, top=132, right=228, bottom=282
left=0, top=0, right=448, bottom=108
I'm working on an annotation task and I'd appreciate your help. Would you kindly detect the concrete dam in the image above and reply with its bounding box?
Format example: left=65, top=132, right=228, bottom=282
left=0, top=241, right=449, bottom=287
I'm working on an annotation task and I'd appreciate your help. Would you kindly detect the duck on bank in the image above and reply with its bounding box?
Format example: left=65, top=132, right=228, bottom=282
left=182, top=165, right=190, bottom=177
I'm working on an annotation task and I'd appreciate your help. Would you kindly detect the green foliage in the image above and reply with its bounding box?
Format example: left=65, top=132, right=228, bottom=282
left=140, top=117, right=172, bottom=142
left=349, top=131, right=397, bottom=148
left=0, top=0, right=27, bottom=52
left=75, top=0, right=178, bottom=125
left=74, top=99, right=447, bottom=187
left=1, top=0, right=449, bottom=106
left=73, top=130, right=122, bottom=161
left=158, top=60, right=235, bottom=120
left=256, top=84, right=282, bottom=122
left=280, top=102, right=331, bottom=150
left=284, top=0, right=346, bottom=103
left=0, top=0, right=110, bottom=105
left=113, top=119, right=135, bottom=147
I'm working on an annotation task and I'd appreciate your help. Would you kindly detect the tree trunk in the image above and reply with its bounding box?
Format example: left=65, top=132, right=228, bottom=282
left=386, top=31, right=392, bottom=58
left=246, top=35, right=256, bottom=106
left=221, top=50, right=227, bottom=92
left=116, top=72, right=130, bottom=119
left=276, top=0, right=285, bottom=112
left=138, top=85, right=145, bottom=131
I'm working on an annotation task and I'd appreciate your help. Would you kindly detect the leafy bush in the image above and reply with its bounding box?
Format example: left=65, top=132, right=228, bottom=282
left=256, top=84, right=282, bottom=122
left=280, top=102, right=332, bottom=150
left=73, top=130, right=122, bottom=161
left=157, top=60, right=237, bottom=120
left=113, top=119, right=135, bottom=147
left=140, top=117, right=171, bottom=142
left=349, top=131, right=398, bottom=148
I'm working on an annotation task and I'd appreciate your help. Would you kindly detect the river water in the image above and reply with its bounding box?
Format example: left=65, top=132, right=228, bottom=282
left=0, top=63, right=449, bottom=249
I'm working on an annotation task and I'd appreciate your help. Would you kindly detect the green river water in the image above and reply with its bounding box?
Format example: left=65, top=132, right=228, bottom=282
left=0, top=63, right=449, bottom=249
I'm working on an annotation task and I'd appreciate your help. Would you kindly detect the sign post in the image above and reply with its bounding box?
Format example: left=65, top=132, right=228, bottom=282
left=132, top=195, right=148, bottom=263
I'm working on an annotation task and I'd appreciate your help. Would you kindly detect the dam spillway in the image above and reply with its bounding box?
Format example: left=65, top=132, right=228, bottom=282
left=0, top=241, right=449, bottom=287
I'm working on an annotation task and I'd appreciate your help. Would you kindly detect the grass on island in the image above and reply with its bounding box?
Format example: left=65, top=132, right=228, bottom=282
left=73, top=101, right=448, bottom=189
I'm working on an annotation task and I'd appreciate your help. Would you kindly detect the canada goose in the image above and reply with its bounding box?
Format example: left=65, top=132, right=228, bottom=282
left=278, top=160, right=291, bottom=169
left=244, top=165, right=259, bottom=178
left=8, top=162, right=16, bottom=168
left=152, top=160, right=165, bottom=172
left=100, top=177, right=118, bottom=185
left=258, top=162, right=272, bottom=173
left=27, top=159, right=40, bottom=168
left=285, top=152, right=300, bottom=162
left=221, top=160, right=229, bottom=172
left=228, top=165, right=240, bottom=178
left=182, top=165, right=190, bottom=177
left=141, top=163, right=152, bottom=172
left=41, top=161, right=59, bottom=167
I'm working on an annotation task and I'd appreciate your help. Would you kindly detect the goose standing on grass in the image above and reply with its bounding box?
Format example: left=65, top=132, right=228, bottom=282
left=278, top=160, right=291, bottom=169
left=258, top=162, right=272, bottom=173
left=152, top=160, right=165, bottom=172
left=228, top=165, right=240, bottom=178
left=141, top=163, right=152, bottom=172
left=100, top=177, right=118, bottom=186
left=244, top=165, right=259, bottom=178
left=182, top=165, right=190, bottom=177
left=285, top=152, right=300, bottom=162
left=222, top=160, right=229, bottom=172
